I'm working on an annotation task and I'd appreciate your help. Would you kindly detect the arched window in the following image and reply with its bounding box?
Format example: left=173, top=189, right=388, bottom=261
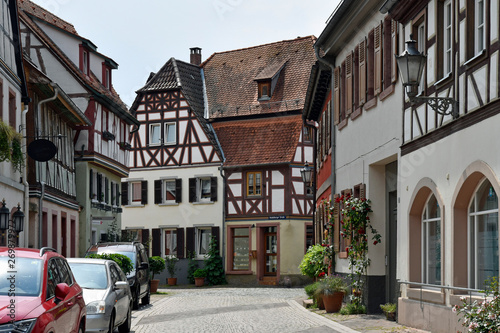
left=422, top=194, right=441, bottom=285
left=468, top=179, right=499, bottom=289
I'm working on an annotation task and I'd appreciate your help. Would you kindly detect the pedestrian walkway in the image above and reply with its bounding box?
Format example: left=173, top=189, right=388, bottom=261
left=131, top=287, right=430, bottom=333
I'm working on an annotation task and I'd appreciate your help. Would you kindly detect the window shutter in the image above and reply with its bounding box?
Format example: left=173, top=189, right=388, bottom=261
left=175, top=179, right=182, bottom=203
left=326, top=101, right=331, bottom=151
left=186, top=227, right=195, bottom=256
left=333, top=67, right=340, bottom=125
left=176, top=228, right=185, bottom=259
left=105, top=178, right=109, bottom=203
left=211, top=226, right=220, bottom=252
left=154, top=180, right=162, bottom=204
left=141, top=180, right=148, bottom=205
left=141, top=229, right=149, bottom=252
left=360, top=183, right=366, bottom=200
left=391, top=20, right=398, bottom=83
left=374, top=23, right=382, bottom=95
left=359, top=40, right=366, bottom=105
left=89, top=170, right=94, bottom=199
left=115, top=183, right=120, bottom=206
left=189, top=178, right=196, bottom=203
left=333, top=194, right=340, bottom=252
left=346, top=53, right=353, bottom=116
left=97, top=174, right=102, bottom=200
left=152, top=228, right=161, bottom=256
left=210, top=177, right=218, bottom=202
left=121, top=182, right=129, bottom=206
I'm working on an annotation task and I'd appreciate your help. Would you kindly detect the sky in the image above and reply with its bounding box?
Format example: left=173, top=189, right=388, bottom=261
left=29, top=0, right=339, bottom=107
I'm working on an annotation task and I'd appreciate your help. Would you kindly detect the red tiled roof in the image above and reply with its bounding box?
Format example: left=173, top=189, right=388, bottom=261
left=202, top=36, right=317, bottom=119
left=212, top=115, right=302, bottom=167
left=18, top=0, right=78, bottom=35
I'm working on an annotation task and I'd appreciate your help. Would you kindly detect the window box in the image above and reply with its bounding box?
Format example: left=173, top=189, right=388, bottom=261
left=119, top=142, right=131, bottom=150
left=102, top=130, right=115, bottom=141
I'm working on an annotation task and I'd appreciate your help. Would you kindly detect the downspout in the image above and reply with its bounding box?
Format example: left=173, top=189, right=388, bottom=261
left=37, top=84, right=59, bottom=248
left=313, top=47, right=336, bottom=204
left=21, top=104, right=29, bottom=247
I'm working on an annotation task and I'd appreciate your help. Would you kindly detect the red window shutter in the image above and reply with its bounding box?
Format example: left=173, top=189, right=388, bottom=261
left=391, top=20, right=398, bottom=84
left=359, top=40, right=366, bottom=105
left=346, top=53, right=353, bottom=116
left=333, top=194, right=340, bottom=252
left=334, top=67, right=340, bottom=125
left=374, top=23, right=382, bottom=95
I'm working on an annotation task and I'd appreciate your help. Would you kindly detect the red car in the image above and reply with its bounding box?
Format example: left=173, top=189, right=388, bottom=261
left=0, top=247, right=86, bottom=332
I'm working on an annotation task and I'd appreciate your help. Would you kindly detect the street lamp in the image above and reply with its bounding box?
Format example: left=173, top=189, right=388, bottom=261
left=0, top=199, right=25, bottom=233
left=396, top=36, right=458, bottom=118
left=300, top=161, right=313, bottom=187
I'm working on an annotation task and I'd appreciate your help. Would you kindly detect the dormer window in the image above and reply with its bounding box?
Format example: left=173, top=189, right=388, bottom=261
left=102, top=64, right=112, bottom=89
left=79, top=45, right=90, bottom=76
left=258, top=81, right=271, bottom=100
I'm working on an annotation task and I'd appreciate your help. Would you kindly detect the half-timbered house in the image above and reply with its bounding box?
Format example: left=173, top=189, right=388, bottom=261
left=303, top=1, right=403, bottom=313
left=123, top=54, right=224, bottom=284
left=203, top=37, right=316, bottom=286
left=18, top=0, right=139, bottom=255
left=383, top=0, right=500, bottom=331
left=0, top=0, right=29, bottom=247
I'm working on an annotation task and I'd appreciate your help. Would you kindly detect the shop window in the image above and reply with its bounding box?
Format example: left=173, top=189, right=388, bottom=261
left=231, top=228, right=250, bottom=271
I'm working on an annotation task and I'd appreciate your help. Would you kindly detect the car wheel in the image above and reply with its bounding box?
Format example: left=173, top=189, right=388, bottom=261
left=118, top=304, right=132, bottom=333
left=132, top=287, right=140, bottom=310
left=108, top=311, right=115, bottom=333
left=141, top=284, right=150, bottom=305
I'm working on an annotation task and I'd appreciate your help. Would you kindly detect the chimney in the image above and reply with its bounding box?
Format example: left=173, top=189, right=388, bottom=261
left=190, top=47, right=202, bottom=66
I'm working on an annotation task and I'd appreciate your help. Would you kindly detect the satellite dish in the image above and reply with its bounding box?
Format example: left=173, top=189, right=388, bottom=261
left=27, top=139, right=57, bottom=162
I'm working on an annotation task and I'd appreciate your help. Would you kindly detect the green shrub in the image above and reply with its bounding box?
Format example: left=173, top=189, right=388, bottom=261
left=204, top=236, right=226, bottom=286
left=304, top=282, right=320, bottom=298
left=187, top=251, right=198, bottom=284
left=164, top=255, right=178, bottom=278
left=299, top=244, right=328, bottom=279
left=380, top=303, right=396, bottom=314
left=316, top=275, right=348, bottom=295
left=87, top=253, right=133, bottom=275
left=193, top=268, right=207, bottom=278
left=340, top=302, right=366, bottom=315
left=149, top=256, right=166, bottom=279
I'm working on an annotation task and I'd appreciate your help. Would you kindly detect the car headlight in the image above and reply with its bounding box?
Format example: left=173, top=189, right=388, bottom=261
left=0, top=318, right=37, bottom=333
left=86, top=300, right=106, bottom=314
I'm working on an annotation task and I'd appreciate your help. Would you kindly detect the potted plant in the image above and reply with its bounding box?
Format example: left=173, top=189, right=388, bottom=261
left=165, top=255, right=179, bottom=286
left=299, top=244, right=328, bottom=280
left=193, top=268, right=206, bottom=287
left=148, top=256, right=165, bottom=292
left=316, top=275, right=347, bottom=313
left=380, top=303, right=397, bottom=321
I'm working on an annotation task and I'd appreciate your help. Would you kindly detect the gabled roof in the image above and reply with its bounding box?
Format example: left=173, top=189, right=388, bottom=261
left=211, top=115, right=302, bottom=167
left=134, top=58, right=222, bottom=161
left=202, top=36, right=317, bottom=119
left=17, top=0, right=138, bottom=126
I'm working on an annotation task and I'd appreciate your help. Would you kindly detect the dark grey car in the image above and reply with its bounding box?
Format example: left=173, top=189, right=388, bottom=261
left=85, top=242, right=151, bottom=310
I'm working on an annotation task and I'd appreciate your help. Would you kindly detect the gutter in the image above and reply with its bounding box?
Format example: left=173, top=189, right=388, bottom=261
left=21, top=104, right=29, bottom=247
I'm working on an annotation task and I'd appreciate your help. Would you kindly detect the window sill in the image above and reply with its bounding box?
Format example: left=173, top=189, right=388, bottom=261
left=258, top=96, right=271, bottom=101
left=159, top=202, right=179, bottom=206
left=364, top=97, right=377, bottom=110
left=463, top=49, right=486, bottom=69
left=434, top=72, right=452, bottom=88
left=226, top=270, right=253, bottom=275
left=192, top=201, right=215, bottom=205
left=149, top=143, right=161, bottom=147
left=124, top=204, right=145, bottom=208
left=164, top=142, right=176, bottom=146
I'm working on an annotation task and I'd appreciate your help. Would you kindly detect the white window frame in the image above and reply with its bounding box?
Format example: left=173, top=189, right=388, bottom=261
left=417, top=22, right=426, bottom=95
left=149, top=123, right=162, bottom=146
left=468, top=179, right=498, bottom=290
left=196, top=227, right=212, bottom=257
left=163, top=229, right=177, bottom=256
left=443, top=0, right=452, bottom=76
left=163, top=179, right=177, bottom=204
left=475, top=0, right=485, bottom=55
left=198, top=178, right=212, bottom=203
left=83, top=50, right=89, bottom=75
left=421, top=194, right=441, bottom=286
left=130, top=181, right=142, bottom=205
left=164, top=122, right=176, bottom=145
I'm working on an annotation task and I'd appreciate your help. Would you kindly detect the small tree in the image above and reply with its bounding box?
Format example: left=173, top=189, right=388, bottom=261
left=87, top=253, right=133, bottom=275
left=149, top=256, right=166, bottom=280
left=187, top=251, right=198, bottom=284
left=204, top=236, right=226, bottom=286
left=165, top=255, right=179, bottom=278
left=299, top=244, right=329, bottom=279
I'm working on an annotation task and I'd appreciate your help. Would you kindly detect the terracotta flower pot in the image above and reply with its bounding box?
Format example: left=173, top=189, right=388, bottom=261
left=167, top=278, right=177, bottom=286
left=316, top=294, right=325, bottom=310
left=194, top=277, right=205, bottom=287
left=150, top=279, right=160, bottom=293
left=323, top=292, right=344, bottom=313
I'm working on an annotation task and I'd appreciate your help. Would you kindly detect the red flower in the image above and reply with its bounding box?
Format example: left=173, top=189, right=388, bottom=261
left=352, top=207, right=356, bottom=210
left=373, top=241, right=378, bottom=245
left=318, top=272, right=326, bottom=278
left=335, top=196, right=342, bottom=203
left=345, top=247, right=349, bottom=252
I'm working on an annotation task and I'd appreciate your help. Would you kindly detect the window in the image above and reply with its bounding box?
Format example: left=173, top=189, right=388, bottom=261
left=154, top=179, right=182, bottom=204
left=258, top=81, right=271, bottom=100
left=164, top=229, right=177, bottom=256
left=231, top=228, right=249, bottom=271
left=197, top=228, right=211, bottom=256
left=8, top=91, right=15, bottom=128
left=468, top=179, right=498, bottom=289
left=121, top=180, right=148, bottom=206
left=475, top=0, right=485, bottom=55
left=443, top=0, right=452, bottom=76
left=247, top=172, right=262, bottom=197
left=303, top=126, right=312, bottom=143
left=80, top=45, right=90, bottom=76
left=422, top=194, right=441, bottom=285
left=149, top=123, right=161, bottom=145
left=417, top=22, right=426, bottom=94
left=189, top=177, right=217, bottom=203
left=305, top=223, right=313, bottom=253
left=165, top=122, right=176, bottom=144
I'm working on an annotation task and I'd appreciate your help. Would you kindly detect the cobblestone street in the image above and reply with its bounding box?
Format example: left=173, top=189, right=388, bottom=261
left=130, top=288, right=430, bottom=333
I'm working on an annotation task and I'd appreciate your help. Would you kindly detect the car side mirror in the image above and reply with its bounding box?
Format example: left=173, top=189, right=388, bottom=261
left=54, top=283, right=70, bottom=304
left=140, top=262, right=149, bottom=269
left=114, top=281, right=128, bottom=290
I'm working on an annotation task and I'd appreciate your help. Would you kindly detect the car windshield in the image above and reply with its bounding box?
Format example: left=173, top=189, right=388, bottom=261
left=0, top=257, right=42, bottom=297
left=69, top=263, right=108, bottom=289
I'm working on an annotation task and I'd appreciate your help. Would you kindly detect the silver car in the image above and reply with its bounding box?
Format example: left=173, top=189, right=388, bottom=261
left=68, top=258, right=132, bottom=333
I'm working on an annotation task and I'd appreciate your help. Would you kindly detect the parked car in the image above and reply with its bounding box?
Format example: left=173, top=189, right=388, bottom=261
left=86, top=242, right=150, bottom=310
left=0, top=247, right=86, bottom=332
left=68, top=258, right=132, bottom=333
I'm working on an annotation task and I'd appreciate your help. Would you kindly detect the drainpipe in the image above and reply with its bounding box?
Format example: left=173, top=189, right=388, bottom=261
left=313, top=48, right=336, bottom=207
left=21, top=104, right=29, bottom=247
left=36, top=84, right=59, bottom=248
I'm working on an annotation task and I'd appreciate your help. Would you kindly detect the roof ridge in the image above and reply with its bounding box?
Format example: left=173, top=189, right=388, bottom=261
left=201, top=35, right=316, bottom=67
